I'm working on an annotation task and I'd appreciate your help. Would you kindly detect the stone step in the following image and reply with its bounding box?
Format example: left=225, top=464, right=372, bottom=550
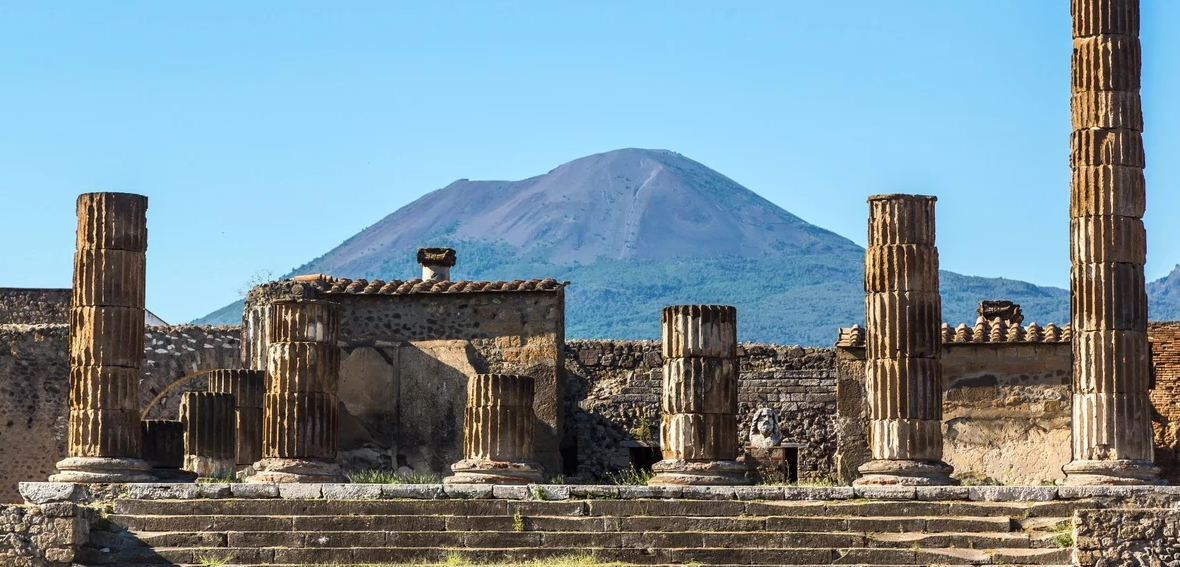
left=93, top=529, right=1063, bottom=550
left=104, top=513, right=1014, bottom=533
left=109, top=497, right=1085, bottom=519
left=76, top=545, right=1075, bottom=566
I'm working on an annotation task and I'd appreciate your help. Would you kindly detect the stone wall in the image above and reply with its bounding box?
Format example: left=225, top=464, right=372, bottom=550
left=564, top=340, right=838, bottom=482
left=0, top=324, right=240, bottom=503
left=1149, top=321, right=1180, bottom=483
left=834, top=341, right=1072, bottom=485
left=0, top=290, right=70, bottom=325
left=0, top=502, right=94, bottom=567
left=243, top=286, right=566, bottom=476
left=1074, top=508, right=1180, bottom=567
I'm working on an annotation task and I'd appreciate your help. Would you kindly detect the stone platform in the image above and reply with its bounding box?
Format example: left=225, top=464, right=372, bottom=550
left=15, top=482, right=1180, bottom=567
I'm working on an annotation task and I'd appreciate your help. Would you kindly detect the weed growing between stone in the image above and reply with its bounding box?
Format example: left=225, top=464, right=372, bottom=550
left=346, top=469, right=444, bottom=484
left=603, top=465, right=652, bottom=485
left=320, top=555, right=622, bottom=566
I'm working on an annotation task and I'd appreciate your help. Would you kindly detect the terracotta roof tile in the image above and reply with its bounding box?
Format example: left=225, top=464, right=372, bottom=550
left=288, top=274, right=567, bottom=296
left=835, top=318, right=1071, bottom=348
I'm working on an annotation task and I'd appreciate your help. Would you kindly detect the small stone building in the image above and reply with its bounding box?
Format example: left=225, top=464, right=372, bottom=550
left=242, top=273, right=568, bottom=476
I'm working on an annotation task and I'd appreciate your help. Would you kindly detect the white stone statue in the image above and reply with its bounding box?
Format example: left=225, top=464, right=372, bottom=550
left=748, top=407, right=782, bottom=449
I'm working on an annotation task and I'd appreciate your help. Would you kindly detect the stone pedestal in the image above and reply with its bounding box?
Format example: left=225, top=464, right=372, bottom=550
left=1063, top=0, right=1160, bottom=486
left=650, top=305, right=750, bottom=486
left=855, top=195, right=956, bottom=486
left=52, top=193, right=153, bottom=483
left=142, top=420, right=195, bottom=482
left=446, top=374, right=543, bottom=484
left=248, top=299, right=346, bottom=483
left=208, top=369, right=265, bottom=467
left=180, top=392, right=236, bottom=480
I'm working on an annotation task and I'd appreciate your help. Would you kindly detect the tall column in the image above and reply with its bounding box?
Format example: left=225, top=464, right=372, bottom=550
left=1063, top=0, right=1160, bottom=485
left=446, top=374, right=543, bottom=484
left=855, top=195, right=955, bottom=486
left=208, top=369, right=265, bottom=467
left=248, top=299, right=346, bottom=483
left=180, top=392, right=236, bottom=480
left=52, top=193, right=153, bottom=482
left=649, top=305, right=749, bottom=486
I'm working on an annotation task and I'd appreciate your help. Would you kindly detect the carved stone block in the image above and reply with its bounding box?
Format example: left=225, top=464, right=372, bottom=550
left=660, top=305, right=736, bottom=359
left=661, top=357, right=737, bottom=415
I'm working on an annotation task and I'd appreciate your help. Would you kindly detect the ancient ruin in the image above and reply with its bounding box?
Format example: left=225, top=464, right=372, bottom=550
left=446, top=373, right=543, bottom=484
left=248, top=299, right=347, bottom=483
left=1063, top=0, right=1160, bottom=485
left=50, top=193, right=154, bottom=483
left=649, top=305, right=749, bottom=485
left=139, top=419, right=187, bottom=480
left=207, top=369, right=265, bottom=468
left=179, top=392, right=236, bottom=480
left=855, top=194, right=956, bottom=486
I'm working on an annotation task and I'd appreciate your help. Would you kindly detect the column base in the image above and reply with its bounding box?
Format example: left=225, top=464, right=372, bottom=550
left=445, top=459, right=544, bottom=485
left=854, top=459, right=958, bottom=486
left=246, top=458, right=348, bottom=483
left=184, top=455, right=237, bottom=481
left=1061, top=459, right=1163, bottom=486
left=49, top=457, right=155, bottom=483
left=647, top=459, right=753, bottom=486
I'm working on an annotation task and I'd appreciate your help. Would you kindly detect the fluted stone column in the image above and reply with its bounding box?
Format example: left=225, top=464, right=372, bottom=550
left=180, top=392, right=236, bottom=480
left=855, top=195, right=956, bottom=486
left=208, top=369, right=265, bottom=467
left=1063, top=0, right=1160, bottom=485
left=52, top=193, right=153, bottom=482
left=248, top=299, right=346, bottom=483
left=141, top=420, right=192, bottom=481
left=649, top=305, right=749, bottom=486
left=446, top=374, right=543, bottom=484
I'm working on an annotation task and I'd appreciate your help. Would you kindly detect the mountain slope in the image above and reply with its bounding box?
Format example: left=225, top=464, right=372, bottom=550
left=196, top=148, right=1087, bottom=344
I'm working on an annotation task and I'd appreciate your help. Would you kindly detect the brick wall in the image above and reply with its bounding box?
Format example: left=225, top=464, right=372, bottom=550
left=1149, top=322, right=1180, bottom=482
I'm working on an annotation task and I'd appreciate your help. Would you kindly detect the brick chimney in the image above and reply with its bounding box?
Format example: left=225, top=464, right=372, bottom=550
left=417, top=247, right=456, bottom=282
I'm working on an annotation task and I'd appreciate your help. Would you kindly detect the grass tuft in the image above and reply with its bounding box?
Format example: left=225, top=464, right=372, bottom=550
left=347, top=469, right=444, bottom=484
left=603, top=466, right=652, bottom=486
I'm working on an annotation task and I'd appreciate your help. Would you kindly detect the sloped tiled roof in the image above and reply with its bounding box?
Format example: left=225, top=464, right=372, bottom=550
left=835, top=319, right=1071, bottom=348
left=288, top=274, right=567, bottom=296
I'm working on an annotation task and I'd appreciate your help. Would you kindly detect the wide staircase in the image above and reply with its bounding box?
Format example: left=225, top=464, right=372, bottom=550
left=80, top=497, right=1085, bottom=566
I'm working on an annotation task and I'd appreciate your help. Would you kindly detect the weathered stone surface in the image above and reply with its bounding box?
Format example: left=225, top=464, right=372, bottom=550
left=658, top=413, right=738, bottom=461
left=1071, top=393, right=1155, bottom=459
left=180, top=392, right=235, bottom=479
left=447, top=374, right=542, bottom=485
left=863, top=245, right=939, bottom=293
left=1072, top=329, right=1151, bottom=392
left=1069, top=216, right=1146, bottom=264
left=660, top=305, right=736, bottom=359
left=866, top=195, right=935, bottom=246
left=857, top=195, right=952, bottom=486
left=262, top=393, right=339, bottom=460
left=1070, top=128, right=1145, bottom=168
left=67, top=307, right=144, bottom=369
left=207, top=369, right=265, bottom=409
left=266, top=343, right=341, bottom=393
left=230, top=482, right=279, bottom=499
left=1071, top=35, right=1142, bottom=92
left=967, top=486, right=1057, bottom=502
left=266, top=300, right=339, bottom=344
left=1071, top=91, right=1143, bottom=130
left=914, top=485, right=969, bottom=501
left=1070, top=262, right=1148, bottom=331
left=381, top=484, right=444, bottom=500
left=321, top=483, right=382, bottom=499
left=71, top=249, right=145, bottom=308
left=661, top=357, right=737, bottom=415
left=1072, top=0, right=1139, bottom=37
left=67, top=409, right=140, bottom=458
left=17, top=483, right=81, bottom=505
left=74, top=192, right=148, bottom=252
left=1070, top=165, right=1146, bottom=217
left=140, top=420, right=183, bottom=469
left=68, top=367, right=138, bottom=409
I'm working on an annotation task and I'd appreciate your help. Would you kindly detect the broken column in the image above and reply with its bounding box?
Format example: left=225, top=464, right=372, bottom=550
left=52, top=193, right=154, bottom=483
left=180, top=392, right=236, bottom=480
left=649, top=305, right=749, bottom=486
left=446, top=374, right=543, bottom=484
left=141, top=420, right=191, bottom=481
left=417, top=247, right=456, bottom=282
left=1063, top=0, right=1159, bottom=485
left=248, top=299, right=346, bottom=483
left=855, top=194, right=956, bottom=486
left=208, top=369, right=265, bottom=468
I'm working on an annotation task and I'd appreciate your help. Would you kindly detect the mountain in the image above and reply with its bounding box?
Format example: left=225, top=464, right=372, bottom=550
left=1148, top=265, right=1180, bottom=320
left=196, top=148, right=1086, bottom=345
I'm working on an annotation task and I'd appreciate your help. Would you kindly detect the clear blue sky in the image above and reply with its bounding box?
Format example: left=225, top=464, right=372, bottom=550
left=1, top=1, right=1178, bottom=324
